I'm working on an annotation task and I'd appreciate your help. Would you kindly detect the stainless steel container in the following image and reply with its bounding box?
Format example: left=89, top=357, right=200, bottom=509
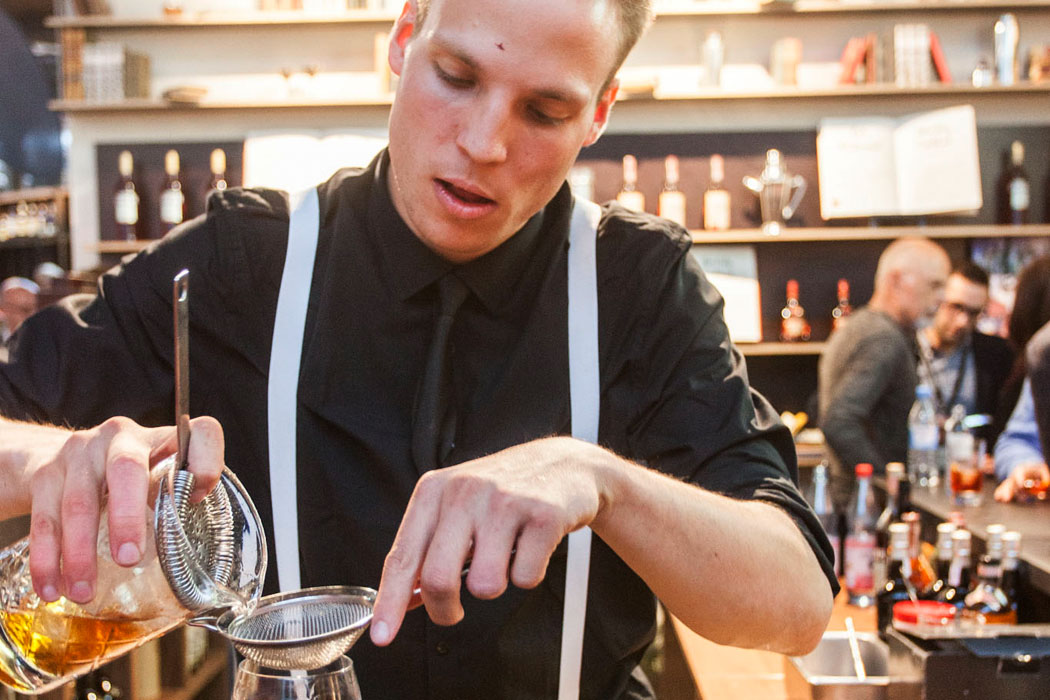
left=784, top=631, right=889, bottom=700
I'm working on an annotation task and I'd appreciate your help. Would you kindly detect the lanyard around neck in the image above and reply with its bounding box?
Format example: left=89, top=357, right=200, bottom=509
left=268, top=187, right=602, bottom=699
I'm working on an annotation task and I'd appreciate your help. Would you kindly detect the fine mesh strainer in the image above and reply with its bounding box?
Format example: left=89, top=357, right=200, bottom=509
left=192, top=586, right=377, bottom=670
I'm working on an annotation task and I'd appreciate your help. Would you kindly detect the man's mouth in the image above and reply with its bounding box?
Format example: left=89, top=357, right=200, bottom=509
left=437, top=179, right=495, bottom=206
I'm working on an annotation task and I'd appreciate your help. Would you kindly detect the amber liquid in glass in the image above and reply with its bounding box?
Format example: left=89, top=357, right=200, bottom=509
left=0, top=598, right=182, bottom=693
left=950, top=462, right=984, bottom=498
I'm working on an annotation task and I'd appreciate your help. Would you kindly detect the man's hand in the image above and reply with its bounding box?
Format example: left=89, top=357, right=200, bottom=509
left=994, top=461, right=1050, bottom=502
left=370, top=436, right=610, bottom=645
left=14, top=416, right=224, bottom=604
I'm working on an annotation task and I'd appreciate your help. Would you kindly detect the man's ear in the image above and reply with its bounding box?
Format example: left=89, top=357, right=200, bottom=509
left=388, top=1, right=418, bottom=77
left=582, top=79, right=619, bottom=147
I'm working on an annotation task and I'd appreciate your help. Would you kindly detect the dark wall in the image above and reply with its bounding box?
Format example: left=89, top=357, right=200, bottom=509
left=0, top=7, right=63, bottom=187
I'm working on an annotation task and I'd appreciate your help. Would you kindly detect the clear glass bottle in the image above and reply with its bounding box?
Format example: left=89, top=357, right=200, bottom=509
left=658, top=155, right=687, bottom=227
left=845, top=462, right=878, bottom=607
left=831, top=278, right=852, bottom=332
left=0, top=458, right=265, bottom=694
left=810, top=462, right=839, bottom=577
left=779, top=279, right=811, bottom=342
left=159, top=149, right=186, bottom=236
left=908, top=384, right=939, bottom=487
left=114, top=150, right=139, bottom=242
left=616, top=154, right=645, bottom=213
left=702, top=154, right=730, bottom=231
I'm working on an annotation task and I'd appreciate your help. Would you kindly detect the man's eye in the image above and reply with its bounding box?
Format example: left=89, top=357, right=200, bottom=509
left=527, top=106, right=565, bottom=126
left=435, top=63, right=473, bottom=88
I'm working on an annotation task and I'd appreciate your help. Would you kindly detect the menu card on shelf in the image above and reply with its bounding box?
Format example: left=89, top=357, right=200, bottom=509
left=815, top=104, right=982, bottom=219
left=243, top=130, right=388, bottom=192
left=688, top=244, right=762, bottom=343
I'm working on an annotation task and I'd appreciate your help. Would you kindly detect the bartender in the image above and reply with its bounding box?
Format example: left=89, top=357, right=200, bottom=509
left=0, top=0, right=835, bottom=697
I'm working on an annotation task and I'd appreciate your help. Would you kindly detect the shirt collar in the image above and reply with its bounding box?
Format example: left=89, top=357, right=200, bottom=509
left=368, top=150, right=548, bottom=313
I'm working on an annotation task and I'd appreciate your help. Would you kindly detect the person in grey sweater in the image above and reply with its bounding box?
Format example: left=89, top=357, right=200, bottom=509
left=819, top=238, right=950, bottom=509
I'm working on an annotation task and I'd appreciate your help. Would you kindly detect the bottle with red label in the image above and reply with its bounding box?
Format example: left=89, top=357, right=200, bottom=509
left=845, top=462, right=878, bottom=607
left=780, top=279, right=811, bottom=342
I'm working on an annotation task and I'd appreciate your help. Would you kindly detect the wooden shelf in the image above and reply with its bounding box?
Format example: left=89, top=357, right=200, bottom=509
left=44, top=1, right=1050, bottom=29
left=691, top=223, right=1050, bottom=244
left=95, top=240, right=153, bottom=254
left=738, top=341, right=826, bottom=356
left=0, top=187, right=67, bottom=207
left=45, top=9, right=398, bottom=29
left=50, top=82, right=1050, bottom=114
left=0, top=236, right=61, bottom=250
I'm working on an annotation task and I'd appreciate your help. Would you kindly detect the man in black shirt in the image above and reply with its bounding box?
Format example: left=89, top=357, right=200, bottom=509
left=0, top=0, right=835, bottom=697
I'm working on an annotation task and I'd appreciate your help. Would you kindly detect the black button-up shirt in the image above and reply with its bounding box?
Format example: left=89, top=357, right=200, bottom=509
left=0, top=151, right=836, bottom=699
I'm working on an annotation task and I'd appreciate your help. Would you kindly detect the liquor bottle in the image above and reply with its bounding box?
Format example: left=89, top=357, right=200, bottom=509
left=702, top=154, right=731, bottom=231
left=876, top=522, right=912, bottom=638
left=874, top=462, right=908, bottom=590
left=831, top=278, right=853, bottom=332
left=999, top=530, right=1022, bottom=624
left=908, top=384, right=939, bottom=487
left=114, top=150, right=140, bottom=242
left=616, top=154, right=645, bottom=213
left=208, top=148, right=228, bottom=196
left=963, top=524, right=1010, bottom=623
left=926, top=522, right=957, bottom=599
left=996, top=140, right=1029, bottom=225
left=810, top=461, right=840, bottom=576
left=779, top=279, right=811, bottom=342
left=658, top=155, right=687, bottom=227
left=902, top=511, right=936, bottom=593
left=935, top=529, right=972, bottom=609
left=159, top=149, right=186, bottom=235
left=845, top=462, right=878, bottom=607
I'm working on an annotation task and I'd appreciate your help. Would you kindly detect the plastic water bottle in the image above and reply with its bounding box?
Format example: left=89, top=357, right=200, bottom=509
left=908, top=384, right=940, bottom=487
left=810, top=461, right=840, bottom=576
left=844, top=462, right=878, bottom=607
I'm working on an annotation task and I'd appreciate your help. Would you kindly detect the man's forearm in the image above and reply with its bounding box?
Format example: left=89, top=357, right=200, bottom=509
left=589, top=449, right=832, bottom=656
left=0, top=418, right=68, bottom=518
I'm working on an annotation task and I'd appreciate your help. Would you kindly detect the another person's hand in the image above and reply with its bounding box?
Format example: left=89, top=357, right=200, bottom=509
left=26, top=416, right=224, bottom=604
left=370, top=436, right=611, bottom=645
left=993, top=461, right=1050, bottom=502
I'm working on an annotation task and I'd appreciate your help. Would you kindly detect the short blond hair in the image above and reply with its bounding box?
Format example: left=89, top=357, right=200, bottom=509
left=414, top=0, right=654, bottom=90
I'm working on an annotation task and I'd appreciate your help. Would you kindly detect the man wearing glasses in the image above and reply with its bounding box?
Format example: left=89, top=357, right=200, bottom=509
left=916, top=261, right=1014, bottom=446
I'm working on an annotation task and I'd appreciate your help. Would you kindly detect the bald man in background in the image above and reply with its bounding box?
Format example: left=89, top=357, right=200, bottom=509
left=0, top=277, right=39, bottom=343
left=819, top=238, right=951, bottom=508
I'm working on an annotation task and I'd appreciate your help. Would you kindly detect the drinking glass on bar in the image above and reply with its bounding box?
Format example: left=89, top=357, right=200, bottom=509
left=946, top=406, right=982, bottom=506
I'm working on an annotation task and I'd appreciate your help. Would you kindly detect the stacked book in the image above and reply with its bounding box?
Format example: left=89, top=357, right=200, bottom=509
left=60, top=37, right=151, bottom=102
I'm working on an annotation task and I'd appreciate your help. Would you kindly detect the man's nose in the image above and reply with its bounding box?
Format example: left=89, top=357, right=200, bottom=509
left=457, top=99, right=510, bottom=164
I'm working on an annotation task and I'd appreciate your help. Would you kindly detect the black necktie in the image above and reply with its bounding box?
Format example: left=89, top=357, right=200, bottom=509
left=412, top=274, right=469, bottom=472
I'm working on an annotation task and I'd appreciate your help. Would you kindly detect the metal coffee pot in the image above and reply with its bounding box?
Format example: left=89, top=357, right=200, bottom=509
left=743, top=149, right=807, bottom=236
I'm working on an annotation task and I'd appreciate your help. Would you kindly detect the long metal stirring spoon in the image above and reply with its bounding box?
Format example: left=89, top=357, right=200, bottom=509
left=173, top=268, right=191, bottom=470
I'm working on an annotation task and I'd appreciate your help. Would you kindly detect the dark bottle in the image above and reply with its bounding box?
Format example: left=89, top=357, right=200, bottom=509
left=926, top=522, right=957, bottom=599
left=159, top=149, right=186, bottom=236
left=780, top=279, right=811, bottom=342
left=936, top=529, right=972, bottom=609
left=831, top=278, right=853, bottom=332
left=963, top=524, right=1009, bottom=623
left=996, top=140, right=1030, bottom=225
left=114, top=150, right=139, bottom=242
left=999, top=531, right=1022, bottom=623
left=874, top=462, right=907, bottom=590
left=876, top=522, right=913, bottom=638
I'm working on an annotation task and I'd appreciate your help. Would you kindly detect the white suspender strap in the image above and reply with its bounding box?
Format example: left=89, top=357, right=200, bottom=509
left=266, top=189, right=602, bottom=697
left=559, top=197, right=602, bottom=700
left=267, top=187, right=319, bottom=593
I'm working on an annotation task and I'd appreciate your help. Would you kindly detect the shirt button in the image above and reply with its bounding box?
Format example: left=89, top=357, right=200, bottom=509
left=435, top=641, right=450, bottom=656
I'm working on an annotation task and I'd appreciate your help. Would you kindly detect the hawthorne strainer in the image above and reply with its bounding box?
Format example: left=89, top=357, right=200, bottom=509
left=190, top=586, right=377, bottom=670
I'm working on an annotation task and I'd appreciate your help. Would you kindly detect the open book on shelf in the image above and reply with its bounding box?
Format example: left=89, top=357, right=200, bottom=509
left=815, top=104, right=982, bottom=220
left=243, top=130, right=388, bottom=192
